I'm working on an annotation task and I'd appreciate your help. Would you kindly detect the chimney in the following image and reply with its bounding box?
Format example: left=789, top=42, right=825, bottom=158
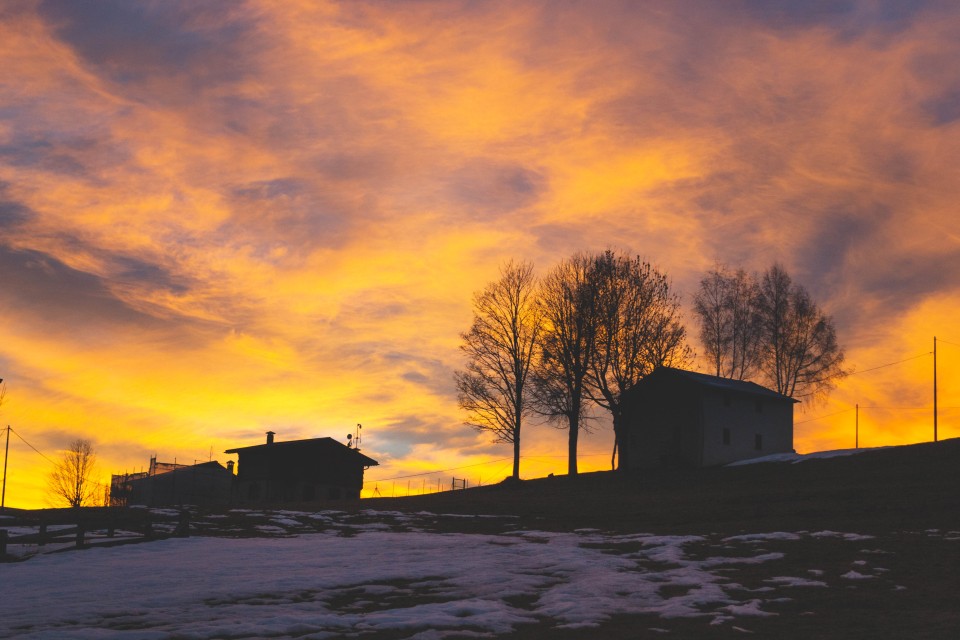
left=226, top=460, right=235, bottom=474
left=266, top=431, right=275, bottom=445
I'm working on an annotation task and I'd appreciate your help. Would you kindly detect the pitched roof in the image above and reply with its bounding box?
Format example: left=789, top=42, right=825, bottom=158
left=629, top=367, right=799, bottom=403
left=225, top=436, right=379, bottom=466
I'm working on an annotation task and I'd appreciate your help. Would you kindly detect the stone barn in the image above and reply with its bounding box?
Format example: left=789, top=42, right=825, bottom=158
left=225, top=432, right=378, bottom=503
left=620, top=367, right=797, bottom=468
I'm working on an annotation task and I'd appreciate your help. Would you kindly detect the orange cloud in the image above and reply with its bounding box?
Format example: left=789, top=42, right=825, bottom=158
left=2, top=1, right=959, bottom=508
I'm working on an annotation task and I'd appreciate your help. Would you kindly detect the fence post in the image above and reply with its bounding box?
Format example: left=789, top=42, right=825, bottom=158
left=0, top=529, right=7, bottom=556
left=38, top=523, right=47, bottom=546
left=175, top=509, right=190, bottom=538
left=75, top=524, right=85, bottom=548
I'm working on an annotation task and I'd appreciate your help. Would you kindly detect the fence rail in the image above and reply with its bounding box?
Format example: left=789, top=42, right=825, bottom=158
left=0, top=507, right=191, bottom=561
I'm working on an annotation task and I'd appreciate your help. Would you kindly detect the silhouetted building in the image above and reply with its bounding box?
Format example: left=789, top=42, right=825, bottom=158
left=225, top=432, right=378, bottom=503
left=620, top=367, right=797, bottom=468
left=111, top=457, right=234, bottom=507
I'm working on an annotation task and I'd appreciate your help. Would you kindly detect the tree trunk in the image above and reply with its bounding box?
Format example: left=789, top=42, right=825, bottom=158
left=568, top=417, right=579, bottom=476
left=512, top=426, right=521, bottom=479
left=612, top=413, right=629, bottom=471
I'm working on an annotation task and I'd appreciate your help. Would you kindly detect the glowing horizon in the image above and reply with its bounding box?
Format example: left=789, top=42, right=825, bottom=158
left=2, top=1, right=959, bottom=508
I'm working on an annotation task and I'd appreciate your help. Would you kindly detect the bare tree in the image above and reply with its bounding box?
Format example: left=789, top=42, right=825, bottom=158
left=694, top=264, right=846, bottom=401
left=48, top=439, right=98, bottom=508
left=531, top=253, right=600, bottom=476
left=587, top=251, right=691, bottom=470
left=757, top=264, right=847, bottom=400
left=455, top=261, right=543, bottom=480
left=693, top=266, right=762, bottom=380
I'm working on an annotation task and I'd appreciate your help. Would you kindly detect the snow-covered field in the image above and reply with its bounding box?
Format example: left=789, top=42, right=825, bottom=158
left=0, top=509, right=925, bottom=638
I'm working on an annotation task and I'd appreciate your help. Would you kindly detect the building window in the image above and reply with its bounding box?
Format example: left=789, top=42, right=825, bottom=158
left=755, top=434, right=763, bottom=450
left=723, top=428, right=731, bottom=445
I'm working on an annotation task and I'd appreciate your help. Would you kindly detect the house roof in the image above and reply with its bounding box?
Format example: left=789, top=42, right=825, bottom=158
left=627, top=367, right=799, bottom=403
left=225, top=436, right=379, bottom=467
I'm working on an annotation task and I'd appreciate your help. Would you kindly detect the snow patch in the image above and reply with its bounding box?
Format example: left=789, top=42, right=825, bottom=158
left=840, top=570, right=875, bottom=580
left=764, top=576, right=828, bottom=588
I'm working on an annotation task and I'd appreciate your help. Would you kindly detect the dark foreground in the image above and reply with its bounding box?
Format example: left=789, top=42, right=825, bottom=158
left=3, top=438, right=958, bottom=638
left=363, top=438, right=960, bottom=639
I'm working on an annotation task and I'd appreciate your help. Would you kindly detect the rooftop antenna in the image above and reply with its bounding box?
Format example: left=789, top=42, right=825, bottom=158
left=348, top=423, right=362, bottom=450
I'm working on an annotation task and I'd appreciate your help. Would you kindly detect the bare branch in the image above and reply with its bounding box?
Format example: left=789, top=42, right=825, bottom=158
left=47, top=438, right=98, bottom=508
left=455, top=260, right=542, bottom=479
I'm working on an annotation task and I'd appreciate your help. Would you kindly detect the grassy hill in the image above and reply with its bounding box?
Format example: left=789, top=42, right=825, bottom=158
left=365, top=437, right=960, bottom=536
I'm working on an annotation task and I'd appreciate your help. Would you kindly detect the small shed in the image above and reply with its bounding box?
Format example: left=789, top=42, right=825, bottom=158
left=620, top=367, right=797, bottom=468
left=225, top=432, right=379, bottom=503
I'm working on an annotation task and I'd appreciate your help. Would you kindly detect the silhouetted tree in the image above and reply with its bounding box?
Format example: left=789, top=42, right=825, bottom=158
left=531, top=253, right=600, bottom=476
left=693, top=266, right=762, bottom=380
left=694, top=263, right=847, bottom=400
left=588, top=251, right=691, bottom=470
left=455, top=261, right=543, bottom=480
left=48, top=438, right=98, bottom=508
left=757, top=264, right=847, bottom=400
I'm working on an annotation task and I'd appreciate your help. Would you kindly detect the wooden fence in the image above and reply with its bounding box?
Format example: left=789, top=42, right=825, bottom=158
left=0, top=507, right=191, bottom=561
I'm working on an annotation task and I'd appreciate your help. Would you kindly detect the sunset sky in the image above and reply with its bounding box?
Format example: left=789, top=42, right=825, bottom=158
left=2, top=1, right=959, bottom=508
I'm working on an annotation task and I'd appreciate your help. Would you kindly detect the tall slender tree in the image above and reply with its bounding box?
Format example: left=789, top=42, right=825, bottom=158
left=693, top=263, right=847, bottom=400
left=587, top=251, right=690, bottom=470
left=693, top=267, right=730, bottom=377
left=455, top=261, right=543, bottom=480
left=532, top=253, right=599, bottom=476
left=693, top=266, right=762, bottom=380
left=757, top=264, right=846, bottom=399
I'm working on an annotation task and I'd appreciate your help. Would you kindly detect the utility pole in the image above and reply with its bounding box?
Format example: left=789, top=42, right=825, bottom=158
left=2, top=425, right=9, bottom=511
left=934, top=336, right=938, bottom=443
left=855, top=404, right=859, bottom=449
left=0, top=378, right=6, bottom=510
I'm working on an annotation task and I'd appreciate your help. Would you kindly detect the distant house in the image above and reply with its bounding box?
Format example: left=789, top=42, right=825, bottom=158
left=111, top=457, right=235, bottom=507
left=225, top=432, right=379, bottom=503
left=620, top=367, right=797, bottom=468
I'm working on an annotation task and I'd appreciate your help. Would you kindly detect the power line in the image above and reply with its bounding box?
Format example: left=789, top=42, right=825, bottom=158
left=366, top=457, right=514, bottom=483
left=520, top=452, right=608, bottom=459
left=859, top=405, right=960, bottom=410
left=937, top=338, right=960, bottom=348
left=9, top=427, right=57, bottom=466
left=797, top=403, right=960, bottom=427
left=849, top=352, right=931, bottom=376
left=795, top=408, right=853, bottom=425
